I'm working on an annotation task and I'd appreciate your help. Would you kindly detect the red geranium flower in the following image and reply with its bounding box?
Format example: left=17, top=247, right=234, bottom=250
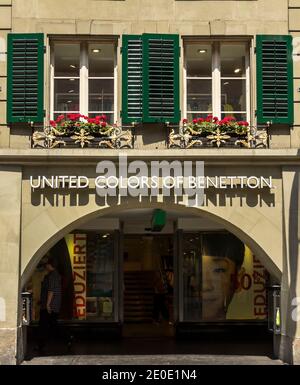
left=101, top=122, right=107, bottom=127
left=50, top=120, right=56, bottom=127
left=68, top=113, right=81, bottom=121
left=222, top=116, right=236, bottom=124
left=227, top=116, right=236, bottom=121
left=56, top=114, right=65, bottom=123
left=237, top=121, right=249, bottom=127
left=182, top=118, right=188, bottom=124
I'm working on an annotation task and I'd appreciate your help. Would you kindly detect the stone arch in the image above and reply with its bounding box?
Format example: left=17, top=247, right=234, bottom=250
left=21, top=199, right=282, bottom=287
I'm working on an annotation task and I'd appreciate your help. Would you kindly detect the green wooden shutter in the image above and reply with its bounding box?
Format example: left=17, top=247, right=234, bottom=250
left=122, top=35, right=143, bottom=124
left=143, top=34, right=180, bottom=123
left=256, top=35, right=293, bottom=125
left=7, top=33, right=44, bottom=124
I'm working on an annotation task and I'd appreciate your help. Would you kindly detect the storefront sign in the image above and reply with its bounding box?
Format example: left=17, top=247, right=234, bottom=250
left=65, top=234, right=87, bottom=320
left=30, top=156, right=275, bottom=208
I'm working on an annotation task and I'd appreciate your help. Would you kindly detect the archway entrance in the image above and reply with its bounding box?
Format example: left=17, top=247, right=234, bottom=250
left=22, top=207, right=278, bottom=360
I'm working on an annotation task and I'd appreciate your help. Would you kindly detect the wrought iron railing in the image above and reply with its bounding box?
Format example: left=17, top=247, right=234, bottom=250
left=31, top=123, right=269, bottom=150
left=32, top=124, right=134, bottom=149
left=168, top=124, right=269, bottom=149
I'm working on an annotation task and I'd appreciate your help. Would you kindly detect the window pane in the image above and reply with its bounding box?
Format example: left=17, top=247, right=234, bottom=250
left=53, top=113, right=80, bottom=122
left=89, top=79, right=114, bottom=112
left=221, top=43, right=246, bottom=77
left=54, top=79, right=80, bottom=111
left=89, top=113, right=114, bottom=125
left=89, top=43, right=114, bottom=77
left=54, top=43, right=80, bottom=77
left=221, top=113, right=247, bottom=122
left=86, top=232, right=114, bottom=321
left=221, top=79, right=246, bottom=111
left=186, top=113, right=212, bottom=122
left=183, top=233, right=269, bottom=322
left=187, top=80, right=212, bottom=111
left=185, top=43, right=212, bottom=77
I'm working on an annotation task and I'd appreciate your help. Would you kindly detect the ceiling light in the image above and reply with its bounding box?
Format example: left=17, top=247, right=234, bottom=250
left=67, top=100, right=72, bottom=103
left=223, top=82, right=230, bottom=85
left=92, top=48, right=101, bottom=53
left=69, top=78, right=75, bottom=81
left=234, top=68, right=241, bottom=73
left=70, top=64, right=76, bottom=69
left=68, top=90, right=74, bottom=93
left=198, top=49, right=207, bottom=54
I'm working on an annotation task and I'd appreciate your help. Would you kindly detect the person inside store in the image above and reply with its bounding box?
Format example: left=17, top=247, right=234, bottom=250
left=152, top=270, right=170, bottom=325
left=200, top=233, right=245, bottom=320
left=36, top=256, right=62, bottom=353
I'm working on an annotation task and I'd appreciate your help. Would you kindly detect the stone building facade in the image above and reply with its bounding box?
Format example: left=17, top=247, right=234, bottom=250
left=0, top=0, right=300, bottom=365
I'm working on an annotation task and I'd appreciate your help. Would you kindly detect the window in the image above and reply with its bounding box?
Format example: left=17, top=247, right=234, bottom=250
left=51, top=41, right=116, bottom=124
left=181, top=232, right=269, bottom=322
left=184, top=41, right=250, bottom=123
left=27, top=231, right=116, bottom=322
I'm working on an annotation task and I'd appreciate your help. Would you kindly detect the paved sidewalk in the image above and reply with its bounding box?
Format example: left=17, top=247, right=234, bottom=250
left=22, top=354, right=284, bottom=365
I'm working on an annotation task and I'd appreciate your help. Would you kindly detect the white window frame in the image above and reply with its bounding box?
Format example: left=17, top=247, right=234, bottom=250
left=50, top=40, right=117, bottom=123
left=184, top=40, right=250, bottom=123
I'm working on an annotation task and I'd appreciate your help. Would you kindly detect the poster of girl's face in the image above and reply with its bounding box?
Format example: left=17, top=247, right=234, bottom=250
left=183, top=233, right=268, bottom=322
left=201, top=254, right=237, bottom=320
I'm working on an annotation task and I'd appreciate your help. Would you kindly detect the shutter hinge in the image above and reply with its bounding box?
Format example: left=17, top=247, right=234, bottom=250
left=179, top=47, right=181, bottom=57
left=120, top=47, right=123, bottom=54
left=43, top=110, right=46, bottom=117
left=120, top=111, right=122, bottom=117
left=44, top=46, right=46, bottom=54
left=254, top=47, right=256, bottom=54
left=255, top=110, right=257, bottom=116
